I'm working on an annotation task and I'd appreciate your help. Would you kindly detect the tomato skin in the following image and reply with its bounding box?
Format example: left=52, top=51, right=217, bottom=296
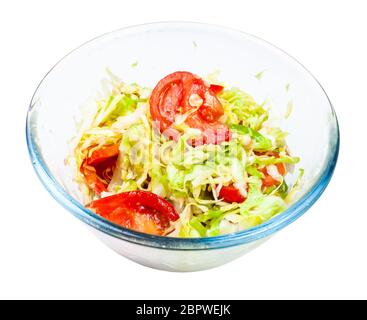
left=219, top=185, right=246, bottom=203
left=86, top=191, right=179, bottom=235
left=88, top=144, right=119, bottom=166
left=150, top=71, right=229, bottom=145
left=91, top=205, right=169, bottom=236
left=209, top=84, right=224, bottom=95
left=80, top=144, right=119, bottom=195
left=88, top=190, right=179, bottom=221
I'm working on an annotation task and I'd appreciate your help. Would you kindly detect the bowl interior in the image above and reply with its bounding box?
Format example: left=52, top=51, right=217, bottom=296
left=27, top=22, right=338, bottom=247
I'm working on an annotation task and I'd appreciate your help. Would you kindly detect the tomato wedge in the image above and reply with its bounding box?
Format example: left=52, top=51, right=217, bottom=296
left=80, top=144, right=119, bottom=195
left=87, top=191, right=179, bottom=236
left=149, top=71, right=230, bottom=145
left=219, top=184, right=247, bottom=203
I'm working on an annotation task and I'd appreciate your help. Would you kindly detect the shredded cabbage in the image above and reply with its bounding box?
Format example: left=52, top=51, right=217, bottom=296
left=72, top=71, right=302, bottom=237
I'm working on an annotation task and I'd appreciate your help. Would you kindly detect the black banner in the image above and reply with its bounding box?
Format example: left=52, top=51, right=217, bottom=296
left=0, top=299, right=360, bottom=318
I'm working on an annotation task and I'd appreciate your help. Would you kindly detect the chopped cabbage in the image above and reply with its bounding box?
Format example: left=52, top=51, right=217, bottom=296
left=72, top=71, right=303, bottom=237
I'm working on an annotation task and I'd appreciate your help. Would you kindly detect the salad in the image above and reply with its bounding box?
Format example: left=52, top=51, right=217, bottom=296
left=72, top=71, right=301, bottom=237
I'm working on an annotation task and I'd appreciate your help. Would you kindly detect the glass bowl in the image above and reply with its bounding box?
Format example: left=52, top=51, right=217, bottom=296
left=26, top=22, right=339, bottom=272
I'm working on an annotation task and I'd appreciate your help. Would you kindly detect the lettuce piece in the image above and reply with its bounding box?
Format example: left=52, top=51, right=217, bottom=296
left=111, top=119, right=151, bottom=188
left=190, top=217, right=207, bottom=237
left=106, top=94, right=138, bottom=122
left=179, top=223, right=201, bottom=238
left=197, top=209, right=224, bottom=223
left=238, top=215, right=263, bottom=229
left=220, top=88, right=268, bottom=130
left=285, top=100, right=293, bottom=119
left=149, top=163, right=168, bottom=198
left=184, top=164, right=216, bottom=189
left=246, top=165, right=264, bottom=178
left=240, top=178, right=265, bottom=215
left=260, top=127, right=288, bottom=149
left=231, top=124, right=273, bottom=151
left=248, top=195, right=286, bottom=221
left=253, top=154, right=300, bottom=166
left=117, top=180, right=138, bottom=192
left=263, top=185, right=277, bottom=195
left=277, top=180, right=289, bottom=199
left=167, top=164, right=186, bottom=191
left=240, top=177, right=286, bottom=221
left=166, top=137, right=249, bottom=201
left=178, top=204, right=203, bottom=238
left=207, top=212, right=226, bottom=236
left=172, top=145, right=209, bottom=167
left=254, top=70, right=265, bottom=80
left=93, top=93, right=138, bottom=126
left=285, top=168, right=304, bottom=203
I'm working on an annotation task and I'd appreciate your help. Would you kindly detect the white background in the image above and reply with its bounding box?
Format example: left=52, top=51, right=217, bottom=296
left=0, top=0, right=366, bottom=300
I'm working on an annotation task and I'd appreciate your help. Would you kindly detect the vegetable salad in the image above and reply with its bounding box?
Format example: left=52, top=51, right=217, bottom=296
left=72, top=71, right=301, bottom=237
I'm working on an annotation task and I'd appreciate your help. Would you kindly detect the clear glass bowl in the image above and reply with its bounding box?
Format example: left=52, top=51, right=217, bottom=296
left=26, top=22, right=339, bottom=271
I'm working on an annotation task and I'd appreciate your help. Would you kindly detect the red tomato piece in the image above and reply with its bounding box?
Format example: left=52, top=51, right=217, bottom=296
left=219, top=184, right=246, bottom=203
left=209, top=84, right=224, bottom=94
left=86, top=191, right=179, bottom=236
left=93, top=205, right=169, bottom=236
left=276, top=162, right=286, bottom=176
left=88, top=144, right=119, bottom=166
left=254, top=152, right=287, bottom=187
left=149, top=71, right=230, bottom=145
left=80, top=144, right=119, bottom=195
left=81, top=161, right=110, bottom=195
left=260, top=163, right=287, bottom=188
left=261, top=169, right=280, bottom=187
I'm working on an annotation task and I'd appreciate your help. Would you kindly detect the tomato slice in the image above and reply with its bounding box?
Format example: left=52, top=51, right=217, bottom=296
left=86, top=191, right=179, bottom=236
left=80, top=144, right=119, bottom=195
left=219, top=184, right=246, bottom=203
left=149, top=71, right=230, bottom=145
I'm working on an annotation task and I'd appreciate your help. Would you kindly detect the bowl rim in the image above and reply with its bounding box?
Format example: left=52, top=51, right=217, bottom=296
left=26, top=21, right=340, bottom=250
